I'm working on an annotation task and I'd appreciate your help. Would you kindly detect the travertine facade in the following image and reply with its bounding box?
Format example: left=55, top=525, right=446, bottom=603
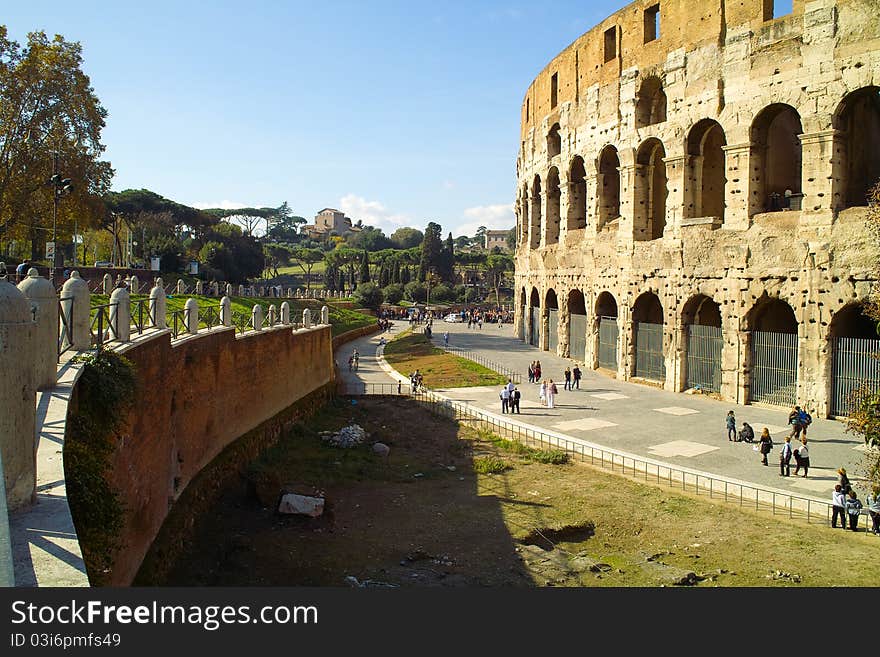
left=513, top=0, right=880, bottom=417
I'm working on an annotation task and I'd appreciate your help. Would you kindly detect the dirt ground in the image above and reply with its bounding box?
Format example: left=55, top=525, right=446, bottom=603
left=159, top=397, right=879, bottom=587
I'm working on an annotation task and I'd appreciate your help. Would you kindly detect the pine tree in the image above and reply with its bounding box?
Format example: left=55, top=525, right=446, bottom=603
left=419, top=221, right=443, bottom=281
left=359, top=250, right=370, bottom=283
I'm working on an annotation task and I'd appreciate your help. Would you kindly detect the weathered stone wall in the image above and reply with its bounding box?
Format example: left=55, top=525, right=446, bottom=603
left=514, top=0, right=880, bottom=416
left=78, top=324, right=334, bottom=585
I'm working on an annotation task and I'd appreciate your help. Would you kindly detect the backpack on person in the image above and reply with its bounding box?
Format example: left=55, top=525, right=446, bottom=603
left=551, top=383, right=558, bottom=394
left=800, top=410, right=812, bottom=426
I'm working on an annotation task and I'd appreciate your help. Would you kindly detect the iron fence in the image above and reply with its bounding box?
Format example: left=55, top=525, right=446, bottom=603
left=441, top=344, right=521, bottom=383
left=58, top=296, right=75, bottom=358
left=598, top=316, right=618, bottom=370
left=547, top=308, right=559, bottom=353
left=750, top=330, right=798, bottom=407
left=337, top=381, right=844, bottom=527
left=89, top=302, right=116, bottom=347
left=634, top=322, right=665, bottom=381
left=569, top=313, right=587, bottom=363
left=830, top=336, right=880, bottom=417
left=686, top=324, right=722, bottom=392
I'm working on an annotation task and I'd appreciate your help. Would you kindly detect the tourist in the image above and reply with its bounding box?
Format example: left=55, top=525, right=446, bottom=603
left=831, top=484, right=847, bottom=529
left=506, top=378, right=515, bottom=396
left=534, top=360, right=542, bottom=381
left=726, top=410, right=737, bottom=441
left=539, top=380, right=547, bottom=406
left=563, top=366, right=572, bottom=391
left=788, top=405, right=805, bottom=440
left=443, top=331, right=449, bottom=347
left=528, top=362, right=535, bottom=384
left=738, top=422, right=755, bottom=443
left=793, top=436, right=809, bottom=477
left=758, top=428, right=773, bottom=466
left=866, top=484, right=880, bottom=535
left=15, top=260, right=28, bottom=282
left=512, top=387, right=521, bottom=414
left=500, top=385, right=510, bottom=413
left=798, top=407, right=812, bottom=438
left=838, top=467, right=852, bottom=495
left=779, top=435, right=793, bottom=477
left=845, top=490, right=863, bottom=532
left=547, top=379, right=557, bottom=409
left=572, top=364, right=581, bottom=390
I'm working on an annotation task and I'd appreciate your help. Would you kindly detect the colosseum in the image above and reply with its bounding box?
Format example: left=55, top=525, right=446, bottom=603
left=512, top=0, right=880, bottom=418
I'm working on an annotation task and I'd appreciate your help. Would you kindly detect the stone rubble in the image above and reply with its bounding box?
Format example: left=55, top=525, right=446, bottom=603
left=319, top=424, right=366, bottom=448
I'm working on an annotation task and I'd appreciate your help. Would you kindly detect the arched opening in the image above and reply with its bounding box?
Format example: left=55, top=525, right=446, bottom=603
left=595, top=291, right=618, bottom=371
left=750, top=104, right=803, bottom=212
left=686, top=119, right=727, bottom=222
left=519, top=186, right=529, bottom=246
left=528, top=287, right=541, bottom=347
left=632, top=292, right=665, bottom=381
left=518, top=287, right=527, bottom=340
left=568, top=289, right=587, bottom=363
left=546, top=289, right=559, bottom=352
left=546, top=167, right=561, bottom=245
left=635, top=138, right=667, bottom=240
left=529, top=176, right=542, bottom=249
left=636, top=76, right=667, bottom=127
left=835, top=86, right=880, bottom=208
left=547, top=123, right=562, bottom=159
left=747, top=296, right=798, bottom=406
left=598, top=146, right=621, bottom=231
left=829, top=303, right=880, bottom=416
left=681, top=294, right=722, bottom=392
left=567, top=156, right=587, bottom=232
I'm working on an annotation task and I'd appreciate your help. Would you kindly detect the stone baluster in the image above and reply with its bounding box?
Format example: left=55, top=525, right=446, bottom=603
left=109, top=284, right=131, bottom=342
left=18, top=268, right=58, bottom=389
left=103, top=273, right=113, bottom=294
left=184, top=298, right=199, bottom=334
left=177, top=279, right=185, bottom=295
left=280, top=301, right=290, bottom=324
left=321, top=305, right=329, bottom=325
left=226, top=283, right=233, bottom=297
left=220, top=296, right=232, bottom=327
left=149, top=278, right=167, bottom=330
left=252, top=304, right=263, bottom=331
left=129, top=275, right=139, bottom=294
left=267, top=304, right=277, bottom=325
left=61, top=271, right=90, bottom=350
left=211, top=282, right=219, bottom=296
left=195, top=280, right=203, bottom=295
left=302, top=307, right=311, bottom=328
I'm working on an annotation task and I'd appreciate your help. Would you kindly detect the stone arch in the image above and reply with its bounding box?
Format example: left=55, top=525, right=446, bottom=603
left=567, top=156, right=587, bottom=231
left=594, top=291, right=619, bottom=371
left=519, top=186, right=530, bottom=245
left=547, top=123, right=562, bottom=159
left=636, top=76, right=667, bottom=128
left=545, top=288, right=559, bottom=352
left=546, top=167, right=561, bottom=245
left=631, top=291, right=665, bottom=381
left=568, top=289, right=588, bottom=364
left=595, top=290, right=618, bottom=318
left=527, top=286, right=541, bottom=346
left=631, top=291, right=664, bottom=324
left=680, top=294, right=723, bottom=392
left=834, top=86, right=880, bottom=208
left=750, top=104, right=803, bottom=212
left=529, top=175, right=542, bottom=249
left=598, top=145, right=621, bottom=231
left=635, top=138, right=667, bottom=240
left=746, top=295, right=798, bottom=406
left=686, top=119, right=727, bottom=222
left=827, top=303, right=880, bottom=417
left=518, top=286, right=528, bottom=340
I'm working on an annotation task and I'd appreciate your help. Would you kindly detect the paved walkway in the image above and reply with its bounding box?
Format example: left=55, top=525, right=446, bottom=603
left=335, top=320, right=870, bottom=505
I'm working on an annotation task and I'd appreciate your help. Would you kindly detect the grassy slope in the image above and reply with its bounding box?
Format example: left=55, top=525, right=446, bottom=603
left=383, top=331, right=506, bottom=388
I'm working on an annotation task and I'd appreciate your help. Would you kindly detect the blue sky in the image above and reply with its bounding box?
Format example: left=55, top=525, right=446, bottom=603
left=5, top=0, right=630, bottom=237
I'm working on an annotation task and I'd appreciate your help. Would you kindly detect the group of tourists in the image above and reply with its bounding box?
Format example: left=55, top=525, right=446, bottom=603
left=724, top=406, right=812, bottom=476
left=409, top=369, right=424, bottom=392
left=499, top=379, right=521, bottom=414
left=831, top=468, right=880, bottom=534
left=347, top=348, right=359, bottom=372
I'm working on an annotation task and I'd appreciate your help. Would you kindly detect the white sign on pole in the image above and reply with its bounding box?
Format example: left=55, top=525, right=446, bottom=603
left=45, top=241, right=55, bottom=260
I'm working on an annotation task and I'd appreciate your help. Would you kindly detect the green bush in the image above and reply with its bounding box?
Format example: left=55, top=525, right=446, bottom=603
left=474, top=456, right=511, bottom=474
left=352, top=282, right=383, bottom=310
left=382, top=283, right=404, bottom=305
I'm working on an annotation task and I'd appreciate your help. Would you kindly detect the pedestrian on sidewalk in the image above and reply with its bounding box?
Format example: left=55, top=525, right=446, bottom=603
left=837, top=467, right=852, bottom=495
left=443, top=331, right=449, bottom=347
left=512, top=387, right=521, bottom=414
left=738, top=422, right=755, bottom=443
left=534, top=360, right=542, bottom=381
left=539, top=380, right=547, bottom=406
left=547, top=379, right=557, bottom=409
left=726, top=410, right=737, bottom=441
left=564, top=367, right=572, bottom=391
left=831, top=484, right=847, bottom=529
left=788, top=405, right=805, bottom=440
left=845, top=490, right=863, bottom=532
left=572, top=364, right=581, bottom=390
left=866, top=484, right=880, bottom=535
left=758, top=428, right=773, bottom=465
left=779, top=435, right=793, bottom=477
left=528, top=362, right=535, bottom=383
left=793, top=436, right=809, bottom=477
left=500, top=386, right=510, bottom=414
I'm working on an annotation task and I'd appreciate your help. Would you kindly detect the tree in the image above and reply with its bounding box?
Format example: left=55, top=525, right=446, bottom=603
left=0, top=28, right=114, bottom=255
left=506, top=227, right=517, bottom=251
left=474, top=225, right=488, bottom=249
left=263, top=244, right=290, bottom=278
left=202, top=206, right=277, bottom=237
left=352, top=282, right=383, bottom=310
left=346, top=226, right=392, bottom=251
left=404, top=281, right=426, bottom=303
left=382, top=283, right=404, bottom=305
left=266, top=202, right=306, bottom=243
left=438, top=232, right=455, bottom=282
left=291, top=247, right=324, bottom=292
left=419, top=221, right=443, bottom=281
left=485, top=253, right=514, bottom=307
left=359, top=249, right=370, bottom=283
left=390, top=227, right=423, bottom=249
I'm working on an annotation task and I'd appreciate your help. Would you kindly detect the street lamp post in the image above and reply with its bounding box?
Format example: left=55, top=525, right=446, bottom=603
left=47, top=148, right=73, bottom=283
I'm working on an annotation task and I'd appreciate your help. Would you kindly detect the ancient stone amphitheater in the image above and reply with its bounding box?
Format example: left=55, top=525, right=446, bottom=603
left=512, top=0, right=879, bottom=417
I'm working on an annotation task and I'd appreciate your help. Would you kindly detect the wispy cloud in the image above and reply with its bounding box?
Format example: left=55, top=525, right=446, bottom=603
left=338, top=194, right=413, bottom=235
left=454, top=203, right=515, bottom=237
left=191, top=200, right=271, bottom=210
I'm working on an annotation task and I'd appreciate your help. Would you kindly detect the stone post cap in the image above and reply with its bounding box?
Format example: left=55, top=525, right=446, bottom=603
left=0, top=278, right=31, bottom=322
left=70, top=270, right=81, bottom=279
left=18, top=269, right=55, bottom=299
left=184, top=297, right=199, bottom=309
left=110, top=285, right=130, bottom=301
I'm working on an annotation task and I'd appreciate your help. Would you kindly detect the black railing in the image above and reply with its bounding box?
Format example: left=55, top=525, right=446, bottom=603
left=441, top=344, right=521, bottom=383
left=199, top=304, right=224, bottom=330
left=89, top=303, right=116, bottom=347
left=131, top=299, right=149, bottom=335
left=58, top=296, right=74, bottom=358
left=169, top=308, right=189, bottom=339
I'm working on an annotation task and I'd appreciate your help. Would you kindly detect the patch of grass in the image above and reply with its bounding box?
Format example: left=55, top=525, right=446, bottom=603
left=384, top=332, right=506, bottom=388
left=475, top=428, right=569, bottom=465
left=474, top=456, right=511, bottom=474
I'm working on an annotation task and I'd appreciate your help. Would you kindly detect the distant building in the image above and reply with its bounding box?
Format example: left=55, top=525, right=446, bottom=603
left=302, top=208, right=361, bottom=239
left=485, top=229, right=512, bottom=252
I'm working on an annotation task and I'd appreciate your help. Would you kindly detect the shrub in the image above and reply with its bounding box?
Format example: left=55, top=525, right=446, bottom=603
left=474, top=456, right=511, bottom=474
left=352, top=282, right=383, bottom=310
left=382, top=283, right=404, bottom=305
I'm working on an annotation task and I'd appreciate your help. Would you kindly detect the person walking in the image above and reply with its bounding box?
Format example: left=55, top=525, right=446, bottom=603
left=547, top=379, right=557, bottom=409
left=845, top=490, right=863, bottom=532
left=539, top=380, right=547, bottom=406
left=837, top=468, right=852, bottom=495
left=793, top=436, right=809, bottom=477
left=779, top=435, right=793, bottom=477
left=788, top=405, right=805, bottom=440
left=534, top=361, right=542, bottom=381
left=866, top=484, right=880, bottom=535
left=528, top=362, right=535, bottom=383
left=758, top=428, right=773, bottom=466
left=726, top=410, right=737, bottom=441
left=511, top=387, right=521, bottom=414
left=572, top=364, right=581, bottom=390
left=500, top=386, right=510, bottom=414
left=563, top=367, right=572, bottom=391
left=443, top=331, right=449, bottom=347
left=831, top=484, right=847, bottom=529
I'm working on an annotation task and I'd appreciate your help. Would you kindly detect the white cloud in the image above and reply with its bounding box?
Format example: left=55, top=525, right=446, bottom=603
left=454, top=203, right=515, bottom=237
left=442, top=180, right=455, bottom=190
left=191, top=200, right=271, bottom=210
left=338, top=194, right=413, bottom=235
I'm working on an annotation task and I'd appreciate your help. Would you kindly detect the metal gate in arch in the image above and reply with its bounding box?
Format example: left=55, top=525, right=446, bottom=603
left=598, top=316, right=618, bottom=370
left=547, top=309, right=559, bottom=353
left=519, top=304, right=525, bottom=340
left=569, top=314, right=587, bottom=363
left=830, top=337, right=880, bottom=417
left=529, top=307, right=540, bottom=347
left=749, top=331, right=797, bottom=407
left=633, top=322, right=665, bottom=381
left=686, top=324, right=722, bottom=392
